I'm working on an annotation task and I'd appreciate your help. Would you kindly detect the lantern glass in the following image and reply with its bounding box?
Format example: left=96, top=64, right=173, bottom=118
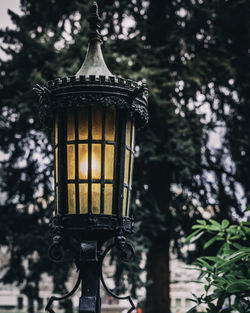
left=122, top=119, right=135, bottom=217
left=54, top=105, right=135, bottom=217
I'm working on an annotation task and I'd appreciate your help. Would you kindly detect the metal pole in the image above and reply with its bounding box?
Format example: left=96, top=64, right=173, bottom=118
left=78, top=241, right=101, bottom=313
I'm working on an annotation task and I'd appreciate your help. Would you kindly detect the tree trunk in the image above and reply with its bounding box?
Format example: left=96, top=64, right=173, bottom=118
left=145, top=240, right=170, bottom=313
left=27, top=295, right=34, bottom=313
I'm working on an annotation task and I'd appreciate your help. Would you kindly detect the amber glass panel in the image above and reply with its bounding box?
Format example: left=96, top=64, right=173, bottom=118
left=92, top=144, right=101, bottom=179
left=55, top=115, right=58, bottom=145
left=122, top=187, right=128, bottom=216
left=56, top=186, right=58, bottom=213
left=127, top=190, right=131, bottom=217
left=105, top=107, right=116, bottom=141
left=131, top=120, right=135, bottom=149
left=79, top=144, right=88, bottom=179
left=129, top=154, right=134, bottom=187
left=104, top=184, right=113, bottom=215
left=105, top=145, right=114, bottom=180
left=92, top=107, right=102, bottom=140
left=79, top=184, right=88, bottom=214
left=92, top=183, right=101, bottom=214
left=68, top=184, right=76, bottom=214
left=78, top=107, right=88, bottom=140
left=124, top=149, right=130, bottom=185
left=67, top=144, right=75, bottom=180
left=67, top=111, right=75, bottom=141
left=126, top=119, right=132, bottom=147
left=55, top=147, right=58, bottom=183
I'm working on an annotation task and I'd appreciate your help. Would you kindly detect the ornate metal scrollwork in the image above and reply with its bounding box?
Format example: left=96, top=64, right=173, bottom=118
left=45, top=272, right=81, bottom=313
left=48, top=216, right=65, bottom=262
left=99, top=240, right=136, bottom=313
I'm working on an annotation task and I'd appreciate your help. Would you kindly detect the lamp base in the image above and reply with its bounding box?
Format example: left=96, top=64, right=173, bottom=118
left=46, top=236, right=136, bottom=313
left=63, top=214, right=133, bottom=237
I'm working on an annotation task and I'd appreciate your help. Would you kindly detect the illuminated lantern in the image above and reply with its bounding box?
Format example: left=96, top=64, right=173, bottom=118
left=34, top=2, right=148, bottom=313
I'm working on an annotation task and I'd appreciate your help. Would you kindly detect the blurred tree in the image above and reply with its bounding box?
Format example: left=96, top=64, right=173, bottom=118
left=0, top=1, right=82, bottom=312
left=1, top=1, right=250, bottom=313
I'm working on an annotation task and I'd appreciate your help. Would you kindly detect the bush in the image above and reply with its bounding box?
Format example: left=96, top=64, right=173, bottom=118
left=186, top=215, right=250, bottom=313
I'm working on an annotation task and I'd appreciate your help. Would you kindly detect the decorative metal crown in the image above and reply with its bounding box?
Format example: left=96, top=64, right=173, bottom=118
left=34, top=2, right=148, bottom=127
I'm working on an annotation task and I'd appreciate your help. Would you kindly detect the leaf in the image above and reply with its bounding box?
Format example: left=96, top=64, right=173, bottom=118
left=244, top=205, right=250, bottom=212
left=226, top=281, right=250, bottom=293
left=192, top=224, right=205, bottom=229
left=186, top=306, right=198, bottom=313
left=206, top=293, right=219, bottom=301
left=204, top=284, right=210, bottom=292
left=204, top=236, right=218, bottom=249
left=198, top=270, right=207, bottom=280
left=222, top=219, right=230, bottom=228
left=197, top=219, right=207, bottom=225
left=186, top=298, right=198, bottom=303
left=216, top=295, right=226, bottom=310
left=185, top=229, right=202, bottom=242
left=209, top=219, right=222, bottom=228
left=196, top=258, right=213, bottom=270
left=202, top=256, right=220, bottom=262
left=207, top=225, right=221, bottom=231
left=208, top=302, right=216, bottom=309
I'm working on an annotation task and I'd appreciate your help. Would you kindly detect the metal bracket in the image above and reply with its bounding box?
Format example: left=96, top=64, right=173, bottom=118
left=99, top=241, right=136, bottom=313
left=45, top=273, right=81, bottom=313
left=79, top=296, right=97, bottom=313
left=80, top=241, right=98, bottom=262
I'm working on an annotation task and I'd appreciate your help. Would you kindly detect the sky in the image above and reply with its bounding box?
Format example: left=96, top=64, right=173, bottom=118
left=0, top=0, right=21, bottom=59
left=0, top=0, right=20, bottom=29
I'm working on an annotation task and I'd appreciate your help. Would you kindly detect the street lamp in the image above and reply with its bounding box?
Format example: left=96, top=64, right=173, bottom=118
left=34, top=3, right=148, bottom=313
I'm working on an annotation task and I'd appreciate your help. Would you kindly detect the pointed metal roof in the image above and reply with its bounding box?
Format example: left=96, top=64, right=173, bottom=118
left=75, top=2, right=113, bottom=77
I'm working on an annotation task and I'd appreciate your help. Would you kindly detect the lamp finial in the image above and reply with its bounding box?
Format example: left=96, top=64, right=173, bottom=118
left=88, top=2, right=102, bottom=43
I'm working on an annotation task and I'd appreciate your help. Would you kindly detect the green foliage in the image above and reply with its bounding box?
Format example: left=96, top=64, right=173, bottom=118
left=186, top=218, right=250, bottom=313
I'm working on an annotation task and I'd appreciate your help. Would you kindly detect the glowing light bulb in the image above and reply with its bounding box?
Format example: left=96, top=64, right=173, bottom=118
left=79, top=156, right=101, bottom=179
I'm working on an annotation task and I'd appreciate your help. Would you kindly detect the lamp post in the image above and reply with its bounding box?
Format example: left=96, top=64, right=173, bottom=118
left=34, top=3, right=148, bottom=313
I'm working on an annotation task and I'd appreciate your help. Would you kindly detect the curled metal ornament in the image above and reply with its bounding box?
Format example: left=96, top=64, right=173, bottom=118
left=48, top=243, right=65, bottom=262
left=100, top=242, right=136, bottom=313
left=45, top=272, right=81, bottom=313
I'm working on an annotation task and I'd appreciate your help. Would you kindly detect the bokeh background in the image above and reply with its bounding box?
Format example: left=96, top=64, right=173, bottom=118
left=0, top=1, right=250, bottom=313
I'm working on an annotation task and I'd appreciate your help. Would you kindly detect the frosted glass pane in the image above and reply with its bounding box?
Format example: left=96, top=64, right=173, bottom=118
left=79, top=107, right=88, bottom=140
left=79, top=144, right=88, bottom=179
left=92, top=183, right=100, bottom=214
left=104, top=184, right=113, bottom=215
left=68, top=184, right=76, bottom=214
left=105, top=145, right=114, bottom=180
left=92, top=144, right=101, bottom=179
left=56, top=186, right=58, bottom=214
left=129, top=154, right=134, bottom=188
left=124, top=149, right=130, bottom=185
left=67, top=111, right=75, bottom=141
left=79, top=184, right=88, bottom=214
left=122, top=187, right=128, bottom=216
left=55, top=115, right=58, bottom=145
left=92, top=107, right=102, bottom=140
left=67, top=144, right=75, bottom=180
left=126, top=119, right=131, bottom=147
left=55, top=147, right=58, bottom=183
left=105, top=107, right=116, bottom=141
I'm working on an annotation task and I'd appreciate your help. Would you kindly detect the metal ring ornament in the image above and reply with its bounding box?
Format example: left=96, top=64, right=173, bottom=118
left=100, top=242, right=136, bottom=313
left=48, top=243, right=65, bottom=262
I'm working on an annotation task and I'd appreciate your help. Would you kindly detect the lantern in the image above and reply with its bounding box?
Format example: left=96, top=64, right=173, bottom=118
left=34, top=3, right=148, bottom=313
